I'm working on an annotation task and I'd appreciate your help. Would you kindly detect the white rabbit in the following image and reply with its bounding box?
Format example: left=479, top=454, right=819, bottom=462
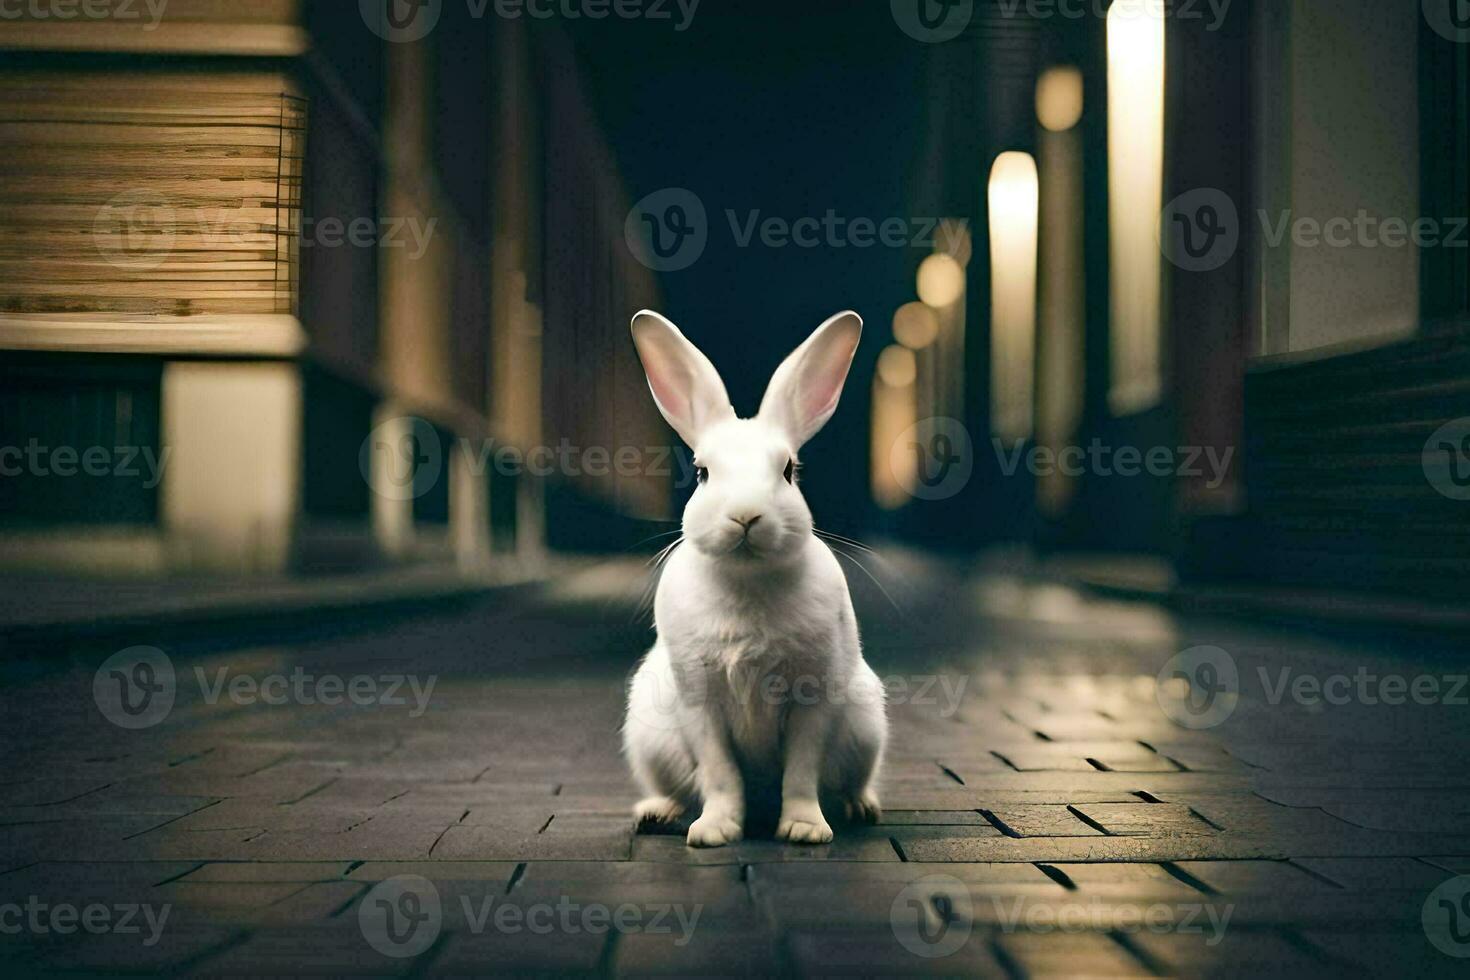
left=622, top=309, right=887, bottom=847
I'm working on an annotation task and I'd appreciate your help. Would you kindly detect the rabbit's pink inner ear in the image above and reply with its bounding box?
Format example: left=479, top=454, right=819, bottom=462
left=638, top=341, right=695, bottom=426
left=799, top=316, right=862, bottom=427
left=763, top=311, right=863, bottom=448
left=630, top=310, right=732, bottom=448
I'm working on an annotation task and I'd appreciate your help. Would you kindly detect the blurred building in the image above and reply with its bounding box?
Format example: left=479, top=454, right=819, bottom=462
left=0, top=2, right=668, bottom=579
left=1, top=0, right=1466, bottom=626
left=879, top=0, right=1469, bottom=616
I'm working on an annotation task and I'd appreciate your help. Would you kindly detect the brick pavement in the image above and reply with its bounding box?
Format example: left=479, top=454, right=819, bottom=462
left=2, top=555, right=1468, bottom=976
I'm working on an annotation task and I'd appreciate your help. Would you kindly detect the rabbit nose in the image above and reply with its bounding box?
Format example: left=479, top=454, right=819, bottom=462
left=729, top=513, right=763, bottom=534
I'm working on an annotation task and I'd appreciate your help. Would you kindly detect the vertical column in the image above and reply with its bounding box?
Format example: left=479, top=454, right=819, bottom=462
left=988, top=151, right=1040, bottom=444
left=162, top=362, right=302, bottom=573
left=1106, top=0, right=1166, bottom=415
left=1036, top=66, right=1086, bottom=516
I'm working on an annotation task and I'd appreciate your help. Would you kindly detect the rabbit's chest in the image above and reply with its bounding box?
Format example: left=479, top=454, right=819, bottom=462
left=697, top=609, right=829, bottom=675
left=701, top=618, right=836, bottom=754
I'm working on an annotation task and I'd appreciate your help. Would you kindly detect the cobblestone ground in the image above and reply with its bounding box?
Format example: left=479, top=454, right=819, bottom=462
left=3, top=554, right=1469, bottom=977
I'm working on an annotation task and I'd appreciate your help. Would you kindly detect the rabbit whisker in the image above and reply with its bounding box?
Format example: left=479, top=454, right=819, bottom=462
left=822, top=541, right=902, bottom=615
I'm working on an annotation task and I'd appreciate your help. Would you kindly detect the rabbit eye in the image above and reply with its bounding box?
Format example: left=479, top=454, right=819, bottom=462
left=783, top=459, right=796, bottom=484
left=695, top=465, right=709, bottom=485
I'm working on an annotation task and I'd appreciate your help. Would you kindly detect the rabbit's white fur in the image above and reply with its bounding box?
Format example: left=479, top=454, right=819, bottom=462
left=622, top=310, right=887, bottom=847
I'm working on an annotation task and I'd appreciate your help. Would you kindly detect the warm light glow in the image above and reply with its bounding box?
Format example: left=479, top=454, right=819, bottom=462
left=916, top=252, right=966, bottom=309
left=1036, top=65, right=1084, bottom=133
left=1037, top=87, right=1086, bottom=517
left=871, top=367, right=917, bottom=511
left=877, top=344, right=918, bottom=388
left=893, top=301, right=940, bottom=350
left=987, top=151, right=1039, bottom=442
left=1107, top=0, right=1166, bottom=415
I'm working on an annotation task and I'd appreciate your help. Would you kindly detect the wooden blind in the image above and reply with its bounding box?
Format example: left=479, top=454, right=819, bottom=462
left=0, top=71, right=305, bottom=318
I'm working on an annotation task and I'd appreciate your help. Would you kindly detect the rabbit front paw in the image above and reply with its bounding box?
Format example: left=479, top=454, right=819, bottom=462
left=686, top=811, right=742, bottom=848
left=776, top=801, right=833, bottom=844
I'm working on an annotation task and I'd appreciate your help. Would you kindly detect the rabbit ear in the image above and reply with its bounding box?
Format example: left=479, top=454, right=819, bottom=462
left=630, top=310, right=735, bottom=449
left=758, top=310, right=863, bottom=450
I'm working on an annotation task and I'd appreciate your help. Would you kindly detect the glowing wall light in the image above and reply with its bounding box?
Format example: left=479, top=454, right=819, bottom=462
left=877, top=344, right=918, bottom=388
left=1036, top=65, right=1086, bottom=516
left=1106, top=0, right=1165, bottom=415
left=916, top=252, right=966, bottom=309
left=1036, top=65, right=1084, bottom=134
left=871, top=348, right=918, bottom=511
left=987, top=150, right=1039, bottom=443
left=893, top=301, right=940, bottom=350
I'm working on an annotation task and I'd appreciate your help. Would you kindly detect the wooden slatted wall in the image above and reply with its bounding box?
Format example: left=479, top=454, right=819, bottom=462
left=0, top=70, right=305, bottom=317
